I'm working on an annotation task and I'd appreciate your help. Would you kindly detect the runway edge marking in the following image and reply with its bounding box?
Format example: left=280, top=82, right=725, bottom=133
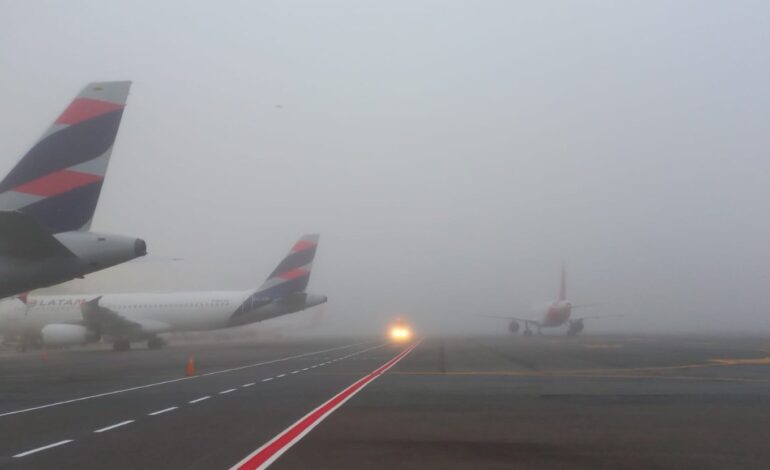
left=230, top=340, right=422, bottom=470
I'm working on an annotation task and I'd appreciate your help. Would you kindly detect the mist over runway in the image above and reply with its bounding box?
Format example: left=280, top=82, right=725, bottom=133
left=1, top=335, right=770, bottom=469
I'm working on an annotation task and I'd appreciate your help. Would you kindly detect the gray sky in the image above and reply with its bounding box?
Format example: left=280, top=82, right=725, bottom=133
left=2, top=1, right=770, bottom=334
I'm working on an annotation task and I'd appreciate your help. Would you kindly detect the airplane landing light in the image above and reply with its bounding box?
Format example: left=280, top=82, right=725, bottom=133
left=389, top=325, right=412, bottom=343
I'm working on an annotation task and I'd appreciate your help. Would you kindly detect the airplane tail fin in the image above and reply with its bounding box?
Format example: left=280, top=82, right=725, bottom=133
left=256, top=234, right=320, bottom=299
left=559, top=261, right=567, bottom=301
left=0, top=81, right=131, bottom=233
left=229, top=234, right=322, bottom=324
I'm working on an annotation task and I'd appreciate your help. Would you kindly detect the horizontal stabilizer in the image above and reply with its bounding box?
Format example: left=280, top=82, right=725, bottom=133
left=0, top=211, right=75, bottom=259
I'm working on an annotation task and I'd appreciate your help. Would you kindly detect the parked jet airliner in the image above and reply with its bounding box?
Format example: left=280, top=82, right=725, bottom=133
left=0, top=235, right=325, bottom=351
left=0, top=81, right=146, bottom=299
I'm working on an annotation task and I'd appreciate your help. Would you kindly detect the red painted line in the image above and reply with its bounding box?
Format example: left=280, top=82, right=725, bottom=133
left=231, top=340, right=421, bottom=470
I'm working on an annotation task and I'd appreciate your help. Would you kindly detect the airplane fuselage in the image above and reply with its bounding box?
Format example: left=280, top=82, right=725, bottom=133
left=537, top=301, right=572, bottom=328
left=0, top=290, right=326, bottom=339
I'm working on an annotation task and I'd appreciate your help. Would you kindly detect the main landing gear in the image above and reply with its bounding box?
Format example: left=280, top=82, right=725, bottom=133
left=567, top=319, right=585, bottom=336
left=17, top=335, right=43, bottom=352
left=147, top=337, right=166, bottom=350
left=523, top=323, right=542, bottom=337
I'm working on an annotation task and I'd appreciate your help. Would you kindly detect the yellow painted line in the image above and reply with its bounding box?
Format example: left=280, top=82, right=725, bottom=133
left=391, top=371, right=770, bottom=384
left=541, top=356, right=770, bottom=375
left=710, top=356, right=770, bottom=365
left=394, top=355, right=770, bottom=377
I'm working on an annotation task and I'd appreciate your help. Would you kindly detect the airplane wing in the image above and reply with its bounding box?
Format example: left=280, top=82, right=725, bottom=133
left=571, top=303, right=602, bottom=309
left=572, top=314, right=623, bottom=321
left=0, top=211, right=76, bottom=259
left=476, top=314, right=540, bottom=325
left=81, top=297, right=170, bottom=340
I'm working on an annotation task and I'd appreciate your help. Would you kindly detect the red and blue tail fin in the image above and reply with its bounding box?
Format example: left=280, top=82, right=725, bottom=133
left=0, top=81, right=131, bottom=233
left=230, top=234, right=320, bottom=319
left=256, top=234, right=319, bottom=299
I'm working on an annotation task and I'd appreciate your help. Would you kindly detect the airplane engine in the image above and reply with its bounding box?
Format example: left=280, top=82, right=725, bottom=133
left=508, top=320, right=520, bottom=333
left=41, top=324, right=95, bottom=347
left=567, top=319, right=584, bottom=336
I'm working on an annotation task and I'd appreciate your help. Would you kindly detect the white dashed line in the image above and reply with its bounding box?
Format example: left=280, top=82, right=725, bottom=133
left=148, top=406, right=178, bottom=416
left=0, top=341, right=372, bottom=420
left=7, top=342, right=386, bottom=461
left=94, top=420, right=134, bottom=433
left=13, top=440, right=73, bottom=458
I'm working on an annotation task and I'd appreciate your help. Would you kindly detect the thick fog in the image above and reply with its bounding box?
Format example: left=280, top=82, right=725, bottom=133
left=2, top=1, right=770, bottom=335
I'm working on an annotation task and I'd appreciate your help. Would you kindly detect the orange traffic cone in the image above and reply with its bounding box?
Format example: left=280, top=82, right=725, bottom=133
left=185, top=355, right=196, bottom=376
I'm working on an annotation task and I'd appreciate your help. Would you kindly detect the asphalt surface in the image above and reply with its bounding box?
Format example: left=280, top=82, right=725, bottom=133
left=2, top=334, right=770, bottom=469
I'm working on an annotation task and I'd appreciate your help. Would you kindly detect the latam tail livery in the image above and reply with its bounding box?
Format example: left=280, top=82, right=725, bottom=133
left=482, top=263, right=617, bottom=336
left=0, top=82, right=146, bottom=298
left=0, top=235, right=326, bottom=351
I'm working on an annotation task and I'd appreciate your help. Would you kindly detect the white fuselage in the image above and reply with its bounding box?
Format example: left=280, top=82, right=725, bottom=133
left=0, top=290, right=251, bottom=336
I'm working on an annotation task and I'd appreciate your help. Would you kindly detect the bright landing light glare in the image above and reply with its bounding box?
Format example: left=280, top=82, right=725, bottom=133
left=389, top=325, right=412, bottom=342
